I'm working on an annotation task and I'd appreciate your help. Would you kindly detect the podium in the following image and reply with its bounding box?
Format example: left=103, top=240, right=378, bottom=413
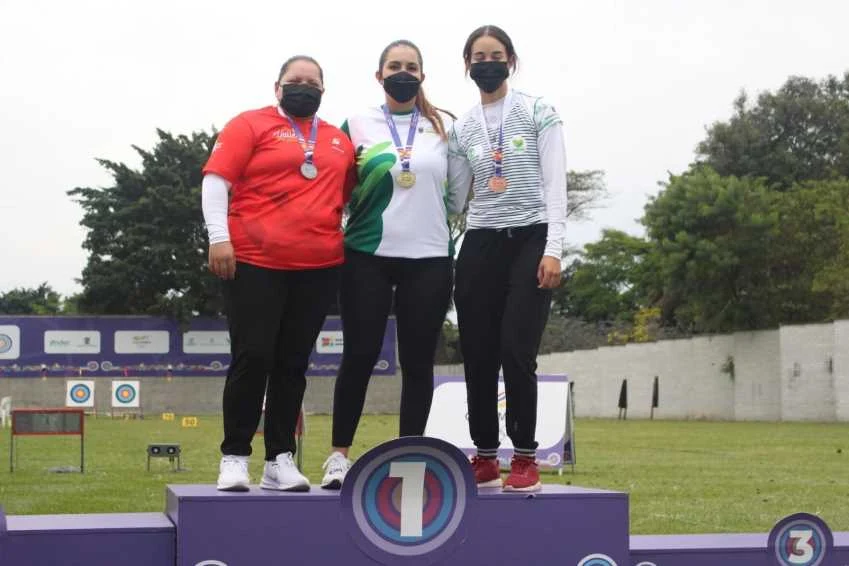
left=166, top=484, right=628, bottom=566
left=0, top=512, right=174, bottom=565
left=1, top=437, right=847, bottom=566
left=166, top=437, right=628, bottom=566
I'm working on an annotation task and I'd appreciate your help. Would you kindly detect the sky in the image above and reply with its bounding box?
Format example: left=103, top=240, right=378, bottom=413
left=1, top=0, right=847, bottom=298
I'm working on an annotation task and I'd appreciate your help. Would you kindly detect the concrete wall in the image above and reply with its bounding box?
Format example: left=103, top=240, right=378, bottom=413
left=732, top=330, right=781, bottom=420
left=0, top=374, right=402, bottom=418
left=534, top=335, right=736, bottom=420
left=779, top=323, right=836, bottom=421
left=2, top=320, right=849, bottom=422
left=834, top=320, right=849, bottom=421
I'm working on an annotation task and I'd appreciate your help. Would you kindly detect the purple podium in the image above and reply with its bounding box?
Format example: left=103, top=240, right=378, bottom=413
left=166, top=438, right=629, bottom=566
left=1, top=437, right=847, bottom=566
left=0, top=510, right=174, bottom=565
left=632, top=532, right=849, bottom=565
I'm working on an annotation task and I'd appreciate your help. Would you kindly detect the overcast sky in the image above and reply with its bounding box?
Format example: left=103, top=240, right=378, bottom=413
left=1, top=0, right=847, bottom=297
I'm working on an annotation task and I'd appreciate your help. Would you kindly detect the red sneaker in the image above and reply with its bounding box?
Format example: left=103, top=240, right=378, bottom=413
left=503, top=455, right=541, bottom=492
left=470, top=456, right=502, bottom=488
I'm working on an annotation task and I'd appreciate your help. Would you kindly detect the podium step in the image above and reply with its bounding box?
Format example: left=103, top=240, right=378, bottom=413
left=166, top=483, right=629, bottom=566
left=1, top=512, right=174, bottom=565
left=631, top=530, right=849, bottom=565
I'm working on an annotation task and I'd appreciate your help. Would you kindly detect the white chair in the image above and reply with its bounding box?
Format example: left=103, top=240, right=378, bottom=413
left=0, top=396, right=11, bottom=428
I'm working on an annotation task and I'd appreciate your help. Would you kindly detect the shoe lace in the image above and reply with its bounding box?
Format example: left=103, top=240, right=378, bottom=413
left=277, top=452, right=295, bottom=467
left=222, top=457, right=247, bottom=473
left=470, top=456, right=492, bottom=470
left=511, top=457, right=534, bottom=474
left=323, top=453, right=348, bottom=474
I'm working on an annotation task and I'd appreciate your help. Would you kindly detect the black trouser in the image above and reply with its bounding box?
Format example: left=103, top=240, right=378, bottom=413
left=221, top=261, right=339, bottom=460
left=455, top=223, right=552, bottom=455
left=331, top=248, right=452, bottom=447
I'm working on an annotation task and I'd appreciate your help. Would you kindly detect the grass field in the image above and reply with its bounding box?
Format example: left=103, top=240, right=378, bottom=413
left=0, top=414, right=846, bottom=535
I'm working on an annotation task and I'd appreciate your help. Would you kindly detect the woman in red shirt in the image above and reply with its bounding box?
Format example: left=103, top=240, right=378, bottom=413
left=201, top=55, right=356, bottom=492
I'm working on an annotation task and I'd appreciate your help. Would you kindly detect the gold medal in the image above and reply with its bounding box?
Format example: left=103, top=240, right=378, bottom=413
left=488, top=176, right=508, bottom=193
left=396, top=171, right=416, bottom=188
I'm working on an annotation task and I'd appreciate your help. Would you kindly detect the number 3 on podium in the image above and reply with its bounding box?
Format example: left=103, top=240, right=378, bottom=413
left=787, top=529, right=814, bottom=563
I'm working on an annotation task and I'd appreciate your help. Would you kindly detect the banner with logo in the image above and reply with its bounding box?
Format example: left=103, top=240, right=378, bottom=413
left=424, top=374, right=572, bottom=470
left=66, top=380, right=95, bottom=407
left=0, top=316, right=396, bottom=377
left=111, top=380, right=140, bottom=408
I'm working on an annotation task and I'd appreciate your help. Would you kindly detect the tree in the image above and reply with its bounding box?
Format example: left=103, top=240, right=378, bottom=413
left=775, top=178, right=849, bottom=322
left=566, top=170, right=609, bottom=222
left=0, top=283, right=61, bottom=315
left=554, top=229, right=650, bottom=323
left=554, top=72, right=849, bottom=340
left=641, top=167, right=780, bottom=332
left=68, top=129, right=223, bottom=321
left=60, top=293, right=83, bottom=314
left=696, top=73, right=849, bottom=188
left=640, top=168, right=849, bottom=333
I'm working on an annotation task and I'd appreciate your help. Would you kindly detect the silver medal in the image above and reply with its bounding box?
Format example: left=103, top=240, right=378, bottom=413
left=300, top=162, right=318, bottom=179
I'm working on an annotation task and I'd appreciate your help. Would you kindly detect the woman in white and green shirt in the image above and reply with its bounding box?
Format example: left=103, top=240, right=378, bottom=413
left=320, top=39, right=464, bottom=489
left=448, top=25, right=568, bottom=493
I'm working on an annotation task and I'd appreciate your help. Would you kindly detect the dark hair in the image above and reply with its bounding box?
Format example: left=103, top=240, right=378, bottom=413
left=462, top=25, right=519, bottom=74
left=278, top=55, right=324, bottom=83
left=378, top=39, right=456, bottom=140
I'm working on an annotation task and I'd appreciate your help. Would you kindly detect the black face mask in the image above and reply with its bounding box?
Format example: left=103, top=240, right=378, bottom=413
left=280, top=83, right=322, bottom=118
left=382, top=71, right=421, bottom=103
left=469, top=61, right=510, bottom=94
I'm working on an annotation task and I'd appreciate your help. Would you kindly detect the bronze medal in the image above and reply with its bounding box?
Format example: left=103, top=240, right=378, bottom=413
left=488, top=176, right=508, bottom=193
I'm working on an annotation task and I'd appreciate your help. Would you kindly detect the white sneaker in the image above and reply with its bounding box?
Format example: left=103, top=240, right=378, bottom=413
left=320, top=451, right=351, bottom=490
left=260, top=452, right=310, bottom=492
left=217, top=455, right=250, bottom=491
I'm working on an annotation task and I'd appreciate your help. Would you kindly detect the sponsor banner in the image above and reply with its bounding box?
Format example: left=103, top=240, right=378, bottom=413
left=114, top=330, right=170, bottom=354
left=316, top=331, right=344, bottom=354
left=44, top=330, right=101, bottom=354
left=183, top=331, right=230, bottom=354
left=0, top=316, right=396, bottom=377
left=0, top=324, right=21, bottom=360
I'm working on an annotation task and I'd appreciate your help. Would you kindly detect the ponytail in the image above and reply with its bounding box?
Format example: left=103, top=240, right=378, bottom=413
left=416, top=88, right=456, bottom=141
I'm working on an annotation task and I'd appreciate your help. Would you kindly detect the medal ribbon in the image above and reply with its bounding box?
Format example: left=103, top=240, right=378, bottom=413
left=381, top=104, right=420, bottom=173
left=475, top=91, right=514, bottom=181
left=493, top=124, right=504, bottom=178
left=285, top=113, right=319, bottom=165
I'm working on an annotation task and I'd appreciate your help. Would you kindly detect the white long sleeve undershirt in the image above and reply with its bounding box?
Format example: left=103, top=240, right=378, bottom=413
left=201, top=173, right=231, bottom=244
left=537, top=121, right=567, bottom=259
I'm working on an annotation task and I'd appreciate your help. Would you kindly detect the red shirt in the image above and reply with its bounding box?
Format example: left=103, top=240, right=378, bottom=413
left=203, top=106, right=356, bottom=270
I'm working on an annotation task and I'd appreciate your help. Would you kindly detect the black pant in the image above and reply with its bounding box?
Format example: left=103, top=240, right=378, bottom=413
left=331, top=248, right=452, bottom=447
left=455, top=224, right=552, bottom=453
left=221, top=261, right=339, bottom=460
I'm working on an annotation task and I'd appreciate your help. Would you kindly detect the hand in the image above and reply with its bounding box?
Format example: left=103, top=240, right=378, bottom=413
left=208, top=242, right=236, bottom=280
left=537, top=256, right=562, bottom=289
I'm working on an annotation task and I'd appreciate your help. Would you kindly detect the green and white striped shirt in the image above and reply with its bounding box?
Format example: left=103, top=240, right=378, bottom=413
left=448, top=89, right=567, bottom=258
